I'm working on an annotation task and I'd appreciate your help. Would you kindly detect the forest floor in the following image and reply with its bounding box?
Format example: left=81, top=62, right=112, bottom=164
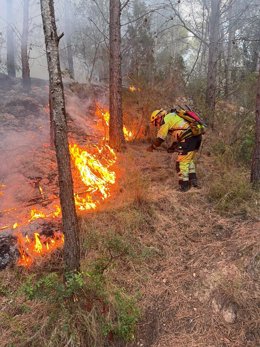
left=0, top=79, right=259, bottom=347
left=109, top=143, right=260, bottom=347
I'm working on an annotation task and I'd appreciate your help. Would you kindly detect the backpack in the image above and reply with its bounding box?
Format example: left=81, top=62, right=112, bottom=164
left=171, top=106, right=206, bottom=138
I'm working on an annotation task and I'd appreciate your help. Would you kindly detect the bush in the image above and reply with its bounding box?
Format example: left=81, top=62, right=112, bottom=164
left=207, top=169, right=257, bottom=216
left=18, top=269, right=140, bottom=346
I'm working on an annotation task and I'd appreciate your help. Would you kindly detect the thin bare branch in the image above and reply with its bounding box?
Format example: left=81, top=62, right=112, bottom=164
left=121, top=0, right=131, bottom=12
left=166, top=0, right=209, bottom=46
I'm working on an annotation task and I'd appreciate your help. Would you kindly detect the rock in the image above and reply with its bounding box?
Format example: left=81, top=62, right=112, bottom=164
left=0, top=236, right=18, bottom=270
left=222, top=302, right=238, bottom=323
left=212, top=297, right=222, bottom=313
left=212, top=294, right=238, bottom=324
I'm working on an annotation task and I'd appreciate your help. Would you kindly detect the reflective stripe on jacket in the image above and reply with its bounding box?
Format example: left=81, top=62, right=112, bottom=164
left=157, top=112, right=190, bottom=141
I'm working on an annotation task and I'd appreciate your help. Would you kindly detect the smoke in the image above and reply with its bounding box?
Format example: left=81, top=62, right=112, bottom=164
left=0, top=85, right=50, bottom=227
left=66, top=94, right=93, bottom=134
left=65, top=91, right=107, bottom=141
left=0, top=81, right=109, bottom=233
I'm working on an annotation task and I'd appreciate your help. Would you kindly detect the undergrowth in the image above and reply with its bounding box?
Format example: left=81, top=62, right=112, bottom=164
left=205, top=109, right=259, bottom=218
left=0, top=160, right=156, bottom=347
left=0, top=248, right=142, bottom=347
left=207, top=169, right=258, bottom=216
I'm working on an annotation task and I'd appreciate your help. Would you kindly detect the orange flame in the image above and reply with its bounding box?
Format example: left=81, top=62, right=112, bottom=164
left=129, top=85, right=136, bottom=92
left=70, top=143, right=116, bottom=210
left=53, top=205, right=61, bottom=218
left=29, top=209, right=46, bottom=222
left=16, top=231, right=64, bottom=267
left=38, top=185, right=44, bottom=197
left=14, top=141, right=117, bottom=267
left=0, top=183, right=5, bottom=197
left=1, top=121, right=118, bottom=266
left=129, top=85, right=140, bottom=92
left=95, top=105, right=134, bottom=141
left=123, top=127, right=133, bottom=141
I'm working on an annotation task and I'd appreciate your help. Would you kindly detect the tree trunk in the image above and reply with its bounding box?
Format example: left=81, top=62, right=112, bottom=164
left=251, top=66, right=260, bottom=189
left=89, top=42, right=100, bottom=84
left=21, top=0, right=31, bottom=91
left=64, top=0, right=75, bottom=79
left=40, top=0, right=80, bottom=273
left=49, top=91, right=55, bottom=147
left=6, top=0, right=16, bottom=77
left=224, top=2, right=235, bottom=99
left=109, top=0, right=125, bottom=151
left=206, top=0, right=220, bottom=126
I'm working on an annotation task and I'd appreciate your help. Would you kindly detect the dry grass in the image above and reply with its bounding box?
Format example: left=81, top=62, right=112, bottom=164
left=117, top=143, right=260, bottom=347
left=0, top=141, right=259, bottom=347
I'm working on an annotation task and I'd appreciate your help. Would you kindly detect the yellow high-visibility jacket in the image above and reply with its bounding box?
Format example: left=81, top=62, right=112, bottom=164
left=157, top=112, right=190, bottom=142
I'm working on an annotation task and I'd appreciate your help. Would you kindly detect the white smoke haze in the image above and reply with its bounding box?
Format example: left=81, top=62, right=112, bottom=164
left=0, top=0, right=111, bottom=235
left=0, top=80, right=110, bottom=234
left=0, top=136, right=49, bottom=220
left=65, top=91, right=108, bottom=141
left=66, top=94, right=93, bottom=134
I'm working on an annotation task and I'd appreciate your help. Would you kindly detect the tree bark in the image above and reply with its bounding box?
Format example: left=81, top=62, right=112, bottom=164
left=49, top=91, right=55, bottom=147
left=206, top=0, right=220, bottom=126
left=21, top=0, right=31, bottom=91
left=251, top=66, right=260, bottom=189
left=40, top=0, right=80, bottom=273
left=109, top=0, right=125, bottom=151
left=64, top=0, right=75, bottom=79
left=6, top=0, right=16, bottom=77
left=224, top=1, right=235, bottom=99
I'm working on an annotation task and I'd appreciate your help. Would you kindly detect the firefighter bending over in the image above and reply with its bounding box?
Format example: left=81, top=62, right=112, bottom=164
left=147, top=108, right=203, bottom=192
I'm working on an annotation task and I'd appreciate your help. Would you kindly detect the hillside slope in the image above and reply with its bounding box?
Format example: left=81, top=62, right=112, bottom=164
left=0, top=81, right=259, bottom=346
left=115, top=143, right=259, bottom=347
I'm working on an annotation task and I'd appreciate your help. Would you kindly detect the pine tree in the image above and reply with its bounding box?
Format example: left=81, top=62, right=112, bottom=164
left=40, top=0, right=80, bottom=273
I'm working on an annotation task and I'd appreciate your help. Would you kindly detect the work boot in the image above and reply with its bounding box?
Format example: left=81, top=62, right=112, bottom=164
left=178, top=180, right=190, bottom=192
left=189, top=173, right=200, bottom=188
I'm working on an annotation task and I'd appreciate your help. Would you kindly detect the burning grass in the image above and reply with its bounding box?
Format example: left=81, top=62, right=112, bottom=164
left=95, top=103, right=134, bottom=142
left=0, top=92, right=259, bottom=346
left=0, top=140, right=118, bottom=268
left=0, top=152, right=155, bottom=346
left=0, top=142, right=259, bottom=347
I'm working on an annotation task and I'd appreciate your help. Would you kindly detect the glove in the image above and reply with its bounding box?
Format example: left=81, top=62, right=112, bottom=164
left=146, top=145, right=154, bottom=152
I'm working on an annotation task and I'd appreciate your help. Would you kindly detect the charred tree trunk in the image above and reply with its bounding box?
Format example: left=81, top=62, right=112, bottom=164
left=6, top=0, right=16, bottom=77
left=206, top=0, right=220, bottom=126
left=21, top=0, right=31, bottom=91
left=251, top=66, right=260, bottom=189
left=40, top=0, right=80, bottom=273
left=109, top=0, right=125, bottom=151
left=64, top=0, right=75, bottom=79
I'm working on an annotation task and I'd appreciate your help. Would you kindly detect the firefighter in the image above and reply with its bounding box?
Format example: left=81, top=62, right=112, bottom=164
left=147, top=108, right=202, bottom=192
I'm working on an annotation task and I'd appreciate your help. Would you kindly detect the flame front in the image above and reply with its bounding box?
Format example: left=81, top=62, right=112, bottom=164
left=17, top=231, right=64, bottom=267
left=70, top=143, right=116, bottom=210
left=1, top=106, right=119, bottom=267
left=5, top=141, right=117, bottom=267
left=95, top=105, right=134, bottom=141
